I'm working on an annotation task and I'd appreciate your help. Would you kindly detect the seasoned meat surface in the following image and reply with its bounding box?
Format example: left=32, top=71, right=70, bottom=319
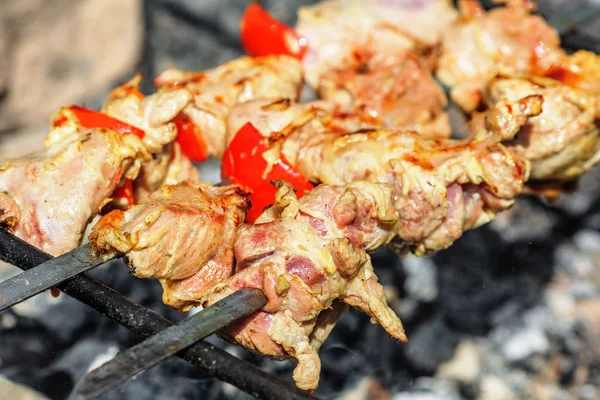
left=89, top=182, right=249, bottom=310
left=318, top=50, right=451, bottom=137
left=484, top=74, right=600, bottom=181
left=436, top=0, right=561, bottom=112
left=202, top=181, right=406, bottom=391
left=536, top=50, right=600, bottom=117
left=154, top=55, right=303, bottom=157
left=231, top=95, right=541, bottom=254
left=296, top=0, right=458, bottom=88
left=0, top=108, right=148, bottom=256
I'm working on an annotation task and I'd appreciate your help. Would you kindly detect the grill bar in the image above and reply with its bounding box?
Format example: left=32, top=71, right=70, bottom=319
left=0, top=229, right=312, bottom=400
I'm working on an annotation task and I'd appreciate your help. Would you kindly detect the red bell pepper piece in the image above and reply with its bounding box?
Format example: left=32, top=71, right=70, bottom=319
left=173, top=115, right=209, bottom=162
left=240, top=3, right=309, bottom=60
left=221, top=122, right=313, bottom=222
left=112, top=179, right=135, bottom=207
left=67, top=106, right=146, bottom=139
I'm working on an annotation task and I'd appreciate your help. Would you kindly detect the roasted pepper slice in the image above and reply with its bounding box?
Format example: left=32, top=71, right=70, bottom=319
left=240, top=3, right=309, bottom=60
left=67, top=105, right=146, bottom=139
left=173, top=115, right=209, bottom=162
left=221, top=122, right=313, bottom=222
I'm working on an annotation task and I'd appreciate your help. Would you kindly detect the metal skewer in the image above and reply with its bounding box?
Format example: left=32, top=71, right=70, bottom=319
left=0, top=243, right=117, bottom=312
left=68, top=288, right=267, bottom=400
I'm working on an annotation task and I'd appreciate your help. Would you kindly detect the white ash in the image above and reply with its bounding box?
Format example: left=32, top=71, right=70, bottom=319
left=86, top=345, right=119, bottom=372
left=570, top=280, right=599, bottom=300
left=491, top=198, right=556, bottom=242
left=392, top=378, right=460, bottom=400
left=501, top=327, right=550, bottom=362
left=555, top=243, right=597, bottom=278
left=573, top=229, right=600, bottom=254
left=402, top=254, right=438, bottom=302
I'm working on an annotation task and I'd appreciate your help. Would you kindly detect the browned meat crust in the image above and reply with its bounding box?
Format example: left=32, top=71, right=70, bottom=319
left=89, top=182, right=249, bottom=310
left=154, top=55, right=304, bottom=158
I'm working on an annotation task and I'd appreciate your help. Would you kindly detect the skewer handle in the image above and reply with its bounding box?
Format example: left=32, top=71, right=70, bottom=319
left=0, top=242, right=112, bottom=311
left=68, top=288, right=266, bottom=400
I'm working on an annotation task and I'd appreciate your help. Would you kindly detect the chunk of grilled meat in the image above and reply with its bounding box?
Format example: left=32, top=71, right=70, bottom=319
left=130, top=142, right=201, bottom=204
left=154, top=55, right=303, bottom=158
left=483, top=74, right=600, bottom=181
left=202, top=181, right=406, bottom=391
left=296, top=0, right=458, bottom=88
left=304, top=98, right=541, bottom=254
left=103, top=74, right=193, bottom=153
left=317, top=50, right=451, bottom=137
left=536, top=50, right=600, bottom=117
left=0, top=108, right=148, bottom=256
left=88, top=183, right=249, bottom=310
left=103, top=76, right=200, bottom=204
left=437, top=0, right=562, bottom=112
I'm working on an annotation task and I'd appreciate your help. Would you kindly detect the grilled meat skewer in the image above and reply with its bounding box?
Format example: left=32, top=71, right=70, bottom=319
left=201, top=180, right=407, bottom=391
left=86, top=96, right=543, bottom=390
left=88, top=94, right=542, bottom=305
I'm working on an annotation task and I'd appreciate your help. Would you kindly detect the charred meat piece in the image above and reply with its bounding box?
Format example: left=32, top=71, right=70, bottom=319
left=436, top=0, right=562, bottom=112
left=202, top=181, right=406, bottom=391
left=296, top=0, right=458, bottom=88
left=89, top=182, right=249, bottom=310
left=483, top=73, right=600, bottom=181
left=0, top=108, right=148, bottom=256
left=154, top=55, right=303, bottom=157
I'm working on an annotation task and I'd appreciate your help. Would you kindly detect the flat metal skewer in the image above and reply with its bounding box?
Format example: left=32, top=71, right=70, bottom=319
left=0, top=243, right=116, bottom=312
left=68, top=288, right=267, bottom=400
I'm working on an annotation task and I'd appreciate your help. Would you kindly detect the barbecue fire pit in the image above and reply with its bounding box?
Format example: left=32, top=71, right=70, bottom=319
left=1, top=1, right=600, bottom=399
